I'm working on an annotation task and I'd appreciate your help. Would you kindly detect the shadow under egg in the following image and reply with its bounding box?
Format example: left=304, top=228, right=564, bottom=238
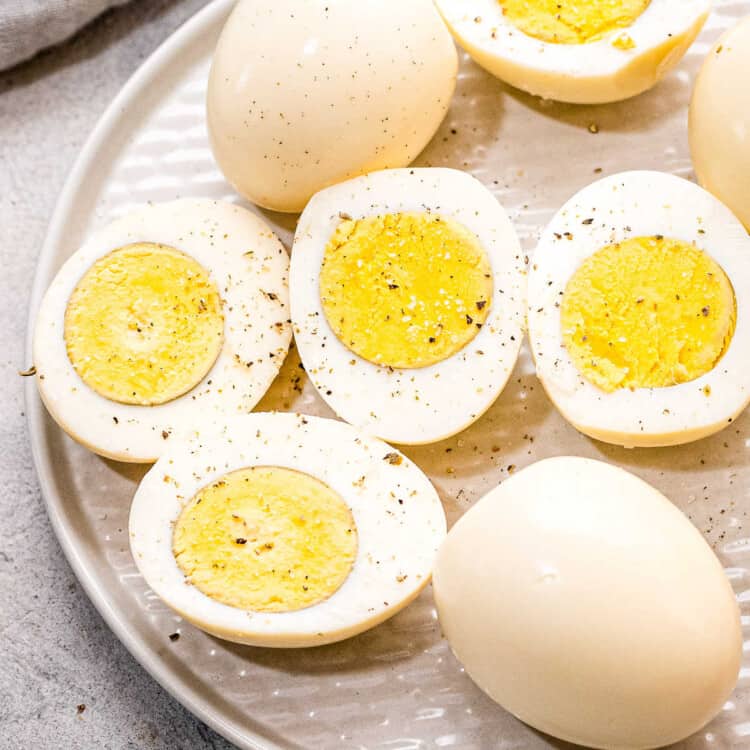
left=415, top=50, right=507, bottom=176
left=208, top=584, right=441, bottom=676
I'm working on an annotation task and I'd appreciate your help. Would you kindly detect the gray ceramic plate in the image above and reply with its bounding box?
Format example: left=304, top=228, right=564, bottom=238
left=25, top=1, right=750, bottom=747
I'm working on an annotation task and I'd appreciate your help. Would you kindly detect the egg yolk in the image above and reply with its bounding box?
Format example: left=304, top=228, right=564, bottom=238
left=561, top=236, right=736, bottom=392
left=499, top=0, right=650, bottom=44
left=64, top=243, right=224, bottom=405
left=320, top=213, right=493, bottom=369
left=173, top=466, right=358, bottom=613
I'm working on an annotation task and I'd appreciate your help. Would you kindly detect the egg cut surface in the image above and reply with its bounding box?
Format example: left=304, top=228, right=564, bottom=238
left=33, top=199, right=291, bottom=463
left=433, top=456, right=742, bottom=750
left=129, top=412, right=447, bottom=647
left=207, top=0, right=458, bottom=213
left=290, top=168, right=526, bottom=445
left=528, top=170, right=750, bottom=447
left=690, top=14, right=750, bottom=230
left=434, top=0, right=710, bottom=104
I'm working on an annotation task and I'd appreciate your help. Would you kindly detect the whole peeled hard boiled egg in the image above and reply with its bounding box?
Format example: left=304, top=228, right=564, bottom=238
left=207, top=0, right=458, bottom=213
left=528, top=170, right=750, bottom=448
left=690, top=14, right=750, bottom=230
left=33, top=200, right=291, bottom=462
left=433, top=456, right=741, bottom=749
left=434, top=0, right=710, bottom=104
left=129, top=413, right=446, bottom=647
left=290, top=167, right=526, bottom=445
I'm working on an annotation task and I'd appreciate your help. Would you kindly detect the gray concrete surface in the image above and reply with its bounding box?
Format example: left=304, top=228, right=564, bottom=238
left=1, top=2, right=235, bottom=747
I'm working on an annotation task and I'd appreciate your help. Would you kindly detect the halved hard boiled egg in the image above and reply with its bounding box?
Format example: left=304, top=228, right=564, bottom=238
left=290, top=168, right=526, bottom=445
left=434, top=0, right=711, bottom=104
left=33, top=200, right=291, bottom=463
left=528, top=170, right=750, bottom=447
left=129, top=412, right=446, bottom=647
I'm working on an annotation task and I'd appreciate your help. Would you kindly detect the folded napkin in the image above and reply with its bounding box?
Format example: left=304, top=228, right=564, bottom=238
left=0, top=0, right=131, bottom=70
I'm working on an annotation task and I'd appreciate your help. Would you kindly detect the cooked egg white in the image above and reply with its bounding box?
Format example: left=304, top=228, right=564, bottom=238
left=690, top=14, right=750, bottom=230
left=129, top=412, right=447, bottom=647
left=33, top=200, right=291, bottom=463
left=207, top=0, right=458, bottom=213
left=433, top=456, right=741, bottom=749
left=290, top=168, right=526, bottom=445
left=528, top=171, right=750, bottom=447
left=434, top=0, right=710, bottom=104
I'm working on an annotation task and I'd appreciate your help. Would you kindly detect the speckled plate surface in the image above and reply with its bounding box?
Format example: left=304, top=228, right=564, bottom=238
left=25, top=1, right=750, bottom=748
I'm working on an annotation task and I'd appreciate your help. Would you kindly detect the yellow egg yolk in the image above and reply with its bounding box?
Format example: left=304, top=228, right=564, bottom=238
left=64, top=243, right=224, bottom=406
left=560, top=236, right=736, bottom=392
left=499, top=0, right=650, bottom=44
left=320, top=212, right=493, bottom=369
left=173, top=466, right=358, bottom=613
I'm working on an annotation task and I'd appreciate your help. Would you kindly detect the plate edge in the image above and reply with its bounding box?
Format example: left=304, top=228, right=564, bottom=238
left=23, top=2, right=291, bottom=749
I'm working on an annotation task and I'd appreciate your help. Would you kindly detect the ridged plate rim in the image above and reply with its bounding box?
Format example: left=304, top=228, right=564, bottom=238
left=22, top=2, right=277, bottom=748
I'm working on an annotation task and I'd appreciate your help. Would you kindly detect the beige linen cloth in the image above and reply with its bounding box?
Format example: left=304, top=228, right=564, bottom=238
left=0, top=0, right=132, bottom=69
